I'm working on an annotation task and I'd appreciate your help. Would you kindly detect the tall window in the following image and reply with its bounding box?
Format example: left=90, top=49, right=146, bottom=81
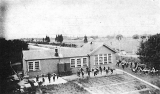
left=28, top=61, right=40, bottom=71
left=83, top=58, right=87, bottom=66
left=108, top=54, right=112, bottom=63
left=95, top=55, right=98, bottom=65
left=94, top=54, right=112, bottom=65
left=104, top=54, right=108, bottom=64
left=77, top=58, right=81, bottom=67
left=99, top=54, right=103, bottom=65
left=71, top=59, right=76, bottom=68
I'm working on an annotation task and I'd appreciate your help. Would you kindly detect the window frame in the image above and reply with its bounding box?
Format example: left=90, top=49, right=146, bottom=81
left=104, top=54, right=108, bottom=64
left=82, top=57, right=88, bottom=67
left=70, top=58, right=76, bottom=68
left=27, top=60, right=41, bottom=71
left=94, top=55, right=98, bottom=65
left=99, top=54, right=103, bottom=65
left=76, top=58, right=81, bottom=68
left=108, top=53, right=112, bottom=63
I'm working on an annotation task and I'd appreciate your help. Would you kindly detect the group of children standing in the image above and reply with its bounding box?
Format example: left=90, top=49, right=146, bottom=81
left=116, top=59, right=137, bottom=70
left=36, top=73, right=59, bottom=84
left=77, top=66, right=114, bottom=77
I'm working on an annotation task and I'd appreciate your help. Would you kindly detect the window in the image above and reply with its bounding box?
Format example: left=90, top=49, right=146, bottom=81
left=83, top=58, right=87, bottom=66
left=77, top=58, right=81, bottom=67
left=70, top=59, right=76, bottom=68
left=99, top=54, right=103, bottom=65
left=108, top=54, right=112, bottom=63
left=95, top=55, right=98, bottom=65
left=28, top=61, right=40, bottom=71
left=104, top=54, right=108, bottom=64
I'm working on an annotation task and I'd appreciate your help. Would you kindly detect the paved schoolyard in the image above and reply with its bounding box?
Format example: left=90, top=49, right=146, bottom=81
left=19, top=76, right=67, bottom=88
left=62, top=69, right=123, bottom=81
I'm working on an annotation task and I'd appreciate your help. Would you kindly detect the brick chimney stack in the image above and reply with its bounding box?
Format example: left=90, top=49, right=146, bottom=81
left=55, top=47, right=59, bottom=56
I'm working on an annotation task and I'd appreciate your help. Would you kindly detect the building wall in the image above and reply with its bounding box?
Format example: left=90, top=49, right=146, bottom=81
left=89, top=46, right=116, bottom=69
left=60, top=56, right=88, bottom=73
left=23, top=59, right=59, bottom=77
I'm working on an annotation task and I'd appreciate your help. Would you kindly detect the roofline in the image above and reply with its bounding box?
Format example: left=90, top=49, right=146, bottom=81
left=103, top=44, right=117, bottom=53
left=23, top=55, right=88, bottom=61
left=24, top=58, right=60, bottom=61
left=88, top=44, right=117, bottom=55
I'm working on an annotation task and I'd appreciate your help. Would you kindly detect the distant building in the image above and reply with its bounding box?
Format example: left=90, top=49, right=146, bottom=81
left=22, top=42, right=117, bottom=77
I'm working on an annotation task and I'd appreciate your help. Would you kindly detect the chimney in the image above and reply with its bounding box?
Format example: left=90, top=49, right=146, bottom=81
left=90, top=42, right=93, bottom=51
left=55, top=47, right=59, bottom=56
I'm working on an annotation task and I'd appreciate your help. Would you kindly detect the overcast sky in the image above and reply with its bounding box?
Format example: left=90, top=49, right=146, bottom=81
left=4, top=0, right=160, bottom=39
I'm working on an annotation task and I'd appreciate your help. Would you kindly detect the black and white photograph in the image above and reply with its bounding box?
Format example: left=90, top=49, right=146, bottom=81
left=1, top=0, right=160, bottom=94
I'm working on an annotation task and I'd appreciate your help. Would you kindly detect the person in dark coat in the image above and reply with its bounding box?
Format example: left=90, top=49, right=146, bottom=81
left=82, top=71, right=84, bottom=78
left=122, top=63, right=125, bottom=70
left=80, top=68, right=84, bottom=73
left=110, top=69, right=114, bottom=74
left=47, top=73, right=51, bottom=83
left=106, top=69, right=109, bottom=75
left=103, top=66, right=106, bottom=71
left=86, top=67, right=89, bottom=74
left=36, top=75, right=39, bottom=82
left=42, top=75, right=45, bottom=82
left=88, top=69, right=91, bottom=77
left=130, top=62, right=133, bottom=69
left=53, top=74, right=55, bottom=82
left=99, top=66, right=102, bottom=74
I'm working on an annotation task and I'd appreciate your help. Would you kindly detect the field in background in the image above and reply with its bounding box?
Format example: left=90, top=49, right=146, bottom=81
left=27, top=37, right=141, bottom=53
left=59, top=37, right=141, bottom=53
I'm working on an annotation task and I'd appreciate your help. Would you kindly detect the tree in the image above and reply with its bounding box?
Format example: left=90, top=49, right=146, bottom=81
left=0, top=39, right=28, bottom=93
left=116, top=34, right=123, bottom=41
left=55, top=34, right=63, bottom=43
left=45, top=36, right=50, bottom=42
left=137, top=34, right=160, bottom=69
left=132, top=34, right=139, bottom=39
left=84, top=35, right=88, bottom=43
left=59, top=34, right=63, bottom=43
left=55, top=35, right=57, bottom=42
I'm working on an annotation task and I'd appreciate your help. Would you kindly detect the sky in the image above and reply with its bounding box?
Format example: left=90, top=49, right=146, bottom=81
left=3, top=0, right=160, bottom=39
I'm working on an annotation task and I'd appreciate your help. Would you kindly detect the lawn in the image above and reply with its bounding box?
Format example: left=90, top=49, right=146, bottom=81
left=76, top=74, right=160, bottom=94
left=39, top=81, right=90, bottom=94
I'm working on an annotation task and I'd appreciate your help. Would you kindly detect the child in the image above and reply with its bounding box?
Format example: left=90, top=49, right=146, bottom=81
left=53, top=74, right=55, bottom=82
left=36, top=75, right=39, bottom=82
left=106, top=69, right=109, bottom=75
left=82, top=71, right=84, bottom=78
left=42, top=75, right=45, bottom=82
left=47, top=73, right=51, bottom=83
left=99, top=66, right=102, bottom=75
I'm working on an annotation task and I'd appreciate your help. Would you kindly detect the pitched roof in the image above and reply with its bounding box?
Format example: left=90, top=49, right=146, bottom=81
left=23, top=50, right=58, bottom=60
left=23, top=42, right=116, bottom=60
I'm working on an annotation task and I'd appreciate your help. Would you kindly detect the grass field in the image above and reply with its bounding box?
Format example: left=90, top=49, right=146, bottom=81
left=76, top=74, right=160, bottom=94
left=37, top=73, right=160, bottom=94
left=40, top=81, right=90, bottom=94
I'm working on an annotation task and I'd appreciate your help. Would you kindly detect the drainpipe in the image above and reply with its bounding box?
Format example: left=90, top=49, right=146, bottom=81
left=87, top=54, right=91, bottom=70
